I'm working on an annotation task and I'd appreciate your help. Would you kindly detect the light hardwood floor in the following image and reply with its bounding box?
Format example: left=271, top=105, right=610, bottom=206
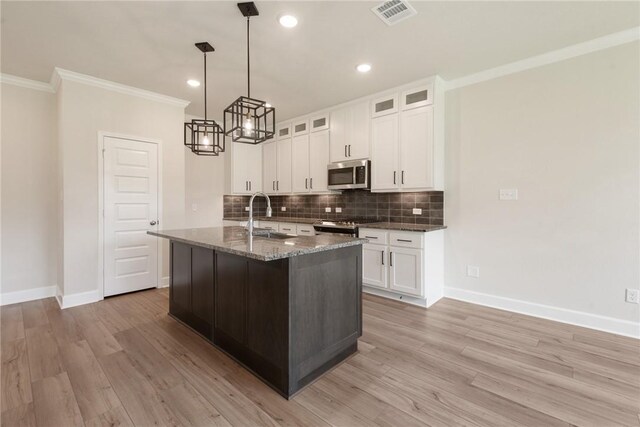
left=1, top=289, right=638, bottom=426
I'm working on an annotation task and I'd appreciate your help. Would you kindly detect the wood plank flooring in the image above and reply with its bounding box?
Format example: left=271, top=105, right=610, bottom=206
left=1, top=289, right=638, bottom=426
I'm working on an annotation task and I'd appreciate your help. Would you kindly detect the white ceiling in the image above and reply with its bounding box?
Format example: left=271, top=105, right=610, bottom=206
left=2, top=1, right=638, bottom=120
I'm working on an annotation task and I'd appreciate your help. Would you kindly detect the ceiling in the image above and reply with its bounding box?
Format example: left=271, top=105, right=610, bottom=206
left=2, top=1, right=638, bottom=120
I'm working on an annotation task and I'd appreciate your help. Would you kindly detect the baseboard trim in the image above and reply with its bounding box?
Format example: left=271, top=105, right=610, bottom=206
left=444, top=287, right=639, bottom=339
left=0, top=285, right=57, bottom=306
left=159, top=276, right=170, bottom=288
left=58, top=289, right=102, bottom=309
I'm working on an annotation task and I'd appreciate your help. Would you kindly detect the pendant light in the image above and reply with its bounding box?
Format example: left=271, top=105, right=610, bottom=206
left=224, top=2, right=275, bottom=144
left=184, top=42, right=225, bottom=156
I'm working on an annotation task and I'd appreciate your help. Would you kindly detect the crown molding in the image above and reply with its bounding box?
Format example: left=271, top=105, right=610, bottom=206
left=0, top=73, right=55, bottom=93
left=446, top=26, right=640, bottom=91
left=51, top=68, right=190, bottom=108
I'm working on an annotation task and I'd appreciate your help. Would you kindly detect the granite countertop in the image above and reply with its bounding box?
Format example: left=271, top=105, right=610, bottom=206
left=223, top=216, right=320, bottom=225
left=149, top=226, right=366, bottom=262
left=362, top=222, right=447, bottom=232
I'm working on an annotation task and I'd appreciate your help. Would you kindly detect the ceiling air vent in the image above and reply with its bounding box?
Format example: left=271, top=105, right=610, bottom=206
left=371, top=0, right=417, bottom=26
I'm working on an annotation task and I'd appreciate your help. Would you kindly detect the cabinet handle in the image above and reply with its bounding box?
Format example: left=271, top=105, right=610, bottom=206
left=310, top=178, right=313, bottom=189
left=397, top=239, right=412, bottom=243
left=277, top=181, right=279, bottom=191
left=348, top=145, right=351, bottom=157
left=390, top=252, right=393, bottom=267
left=401, top=171, right=405, bottom=185
left=381, top=250, right=384, bottom=265
left=393, top=171, right=396, bottom=185
left=364, top=236, right=377, bottom=239
left=344, top=145, right=347, bottom=158
left=305, top=178, right=308, bottom=189
left=245, top=181, right=248, bottom=191
left=272, top=181, right=275, bottom=191
left=249, top=181, right=252, bottom=191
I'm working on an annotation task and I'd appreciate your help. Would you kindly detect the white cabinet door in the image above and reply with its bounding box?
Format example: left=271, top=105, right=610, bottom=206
left=363, top=244, right=388, bottom=289
left=399, top=106, right=433, bottom=190
left=291, top=134, right=310, bottom=193
left=329, top=107, right=348, bottom=162
left=233, top=143, right=250, bottom=194
left=263, top=140, right=277, bottom=194
left=246, top=143, right=263, bottom=193
left=309, top=130, right=330, bottom=193
left=371, top=114, right=399, bottom=191
left=348, top=101, right=370, bottom=160
left=389, top=246, right=423, bottom=296
left=277, top=138, right=292, bottom=193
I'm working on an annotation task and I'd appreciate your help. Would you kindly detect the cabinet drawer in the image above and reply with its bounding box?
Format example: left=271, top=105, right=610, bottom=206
left=260, top=221, right=278, bottom=231
left=389, top=232, right=423, bottom=248
left=359, top=228, right=388, bottom=245
left=296, top=224, right=316, bottom=236
left=279, top=223, right=297, bottom=235
left=223, top=220, right=247, bottom=227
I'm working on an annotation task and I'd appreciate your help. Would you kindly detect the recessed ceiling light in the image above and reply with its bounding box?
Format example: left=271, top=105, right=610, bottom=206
left=356, top=63, right=372, bottom=73
left=279, top=15, right=298, bottom=28
left=187, top=79, right=200, bottom=87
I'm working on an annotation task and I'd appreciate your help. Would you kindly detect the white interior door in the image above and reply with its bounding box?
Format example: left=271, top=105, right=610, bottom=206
left=104, top=136, right=159, bottom=297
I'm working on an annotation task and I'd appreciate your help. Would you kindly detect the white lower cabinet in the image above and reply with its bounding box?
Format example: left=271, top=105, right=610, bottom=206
left=360, top=227, right=444, bottom=307
left=389, top=246, right=422, bottom=296
left=362, top=244, right=388, bottom=289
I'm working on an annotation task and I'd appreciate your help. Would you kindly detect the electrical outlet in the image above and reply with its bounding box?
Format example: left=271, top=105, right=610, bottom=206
left=466, top=265, right=480, bottom=278
left=325, top=207, right=332, bottom=213
left=191, top=203, right=198, bottom=212
left=412, top=208, right=422, bottom=215
left=244, top=206, right=249, bottom=211
left=335, top=207, right=342, bottom=213
left=281, top=206, right=286, bottom=212
left=499, top=189, right=518, bottom=201
left=626, top=289, right=640, bottom=304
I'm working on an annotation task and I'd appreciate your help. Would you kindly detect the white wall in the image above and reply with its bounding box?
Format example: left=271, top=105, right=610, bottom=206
left=1, top=83, right=58, bottom=296
left=184, top=114, right=225, bottom=228
left=444, top=42, right=639, bottom=330
left=57, top=79, right=186, bottom=297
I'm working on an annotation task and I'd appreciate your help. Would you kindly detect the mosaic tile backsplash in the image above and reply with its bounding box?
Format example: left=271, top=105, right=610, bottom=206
left=223, top=191, right=444, bottom=225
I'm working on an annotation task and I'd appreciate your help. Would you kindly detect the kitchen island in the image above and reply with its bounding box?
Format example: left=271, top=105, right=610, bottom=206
left=148, top=226, right=366, bottom=398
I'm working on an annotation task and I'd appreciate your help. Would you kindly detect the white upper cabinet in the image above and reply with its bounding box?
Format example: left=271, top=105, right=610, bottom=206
left=329, top=101, right=370, bottom=162
left=399, top=106, right=434, bottom=190
left=371, top=94, right=398, bottom=118
left=308, top=130, right=330, bottom=193
left=263, top=140, right=277, bottom=194
left=292, top=120, right=309, bottom=136
left=310, top=114, right=330, bottom=132
left=292, top=129, right=330, bottom=194
left=400, top=84, right=433, bottom=110
left=291, top=134, right=310, bottom=193
left=371, top=80, right=441, bottom=192
left=228, top=142, right=262, bottom=194
left=277, top=138, right=292, bottom=193
left=371, top=114, right=399, bottom=191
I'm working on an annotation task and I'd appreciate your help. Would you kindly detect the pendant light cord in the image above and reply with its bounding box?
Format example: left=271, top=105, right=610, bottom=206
left=247, top=16, right=251, bottom=98
left=203, top=51, right=208, bottom=120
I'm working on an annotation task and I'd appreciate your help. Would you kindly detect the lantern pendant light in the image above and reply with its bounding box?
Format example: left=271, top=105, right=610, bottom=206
left=224, top=2, right=275, bottom=144
left=184, top=42, right=225, bottom=156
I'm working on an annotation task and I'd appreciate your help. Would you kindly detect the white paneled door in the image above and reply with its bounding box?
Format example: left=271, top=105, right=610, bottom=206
left=103, top=136, right=159, bottom=297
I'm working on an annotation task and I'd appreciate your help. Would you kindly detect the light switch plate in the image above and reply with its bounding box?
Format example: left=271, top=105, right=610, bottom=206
left=244, top=206, right=249, bottom=211
left=412, top=208, right=422, bottom=215
left=281, top=206, right=286, bottom=212
left=499, top=189, right=518, bottom=201
left=191, top=203, right=198, bottom=212
left=335, top=207, right=342, bottom=213
left=467, top=265, right=480, bottom=278
left=626, top=289, right=640, bottom=304
left=325, top=207, right=332, bottom=213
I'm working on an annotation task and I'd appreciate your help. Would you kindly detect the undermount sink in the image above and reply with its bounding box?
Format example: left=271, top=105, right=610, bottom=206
left=251, top=230, right=296, bottom=240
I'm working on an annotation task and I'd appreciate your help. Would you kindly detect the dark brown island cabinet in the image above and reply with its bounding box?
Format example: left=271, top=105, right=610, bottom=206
left=164, top=233, right=363, bottom=399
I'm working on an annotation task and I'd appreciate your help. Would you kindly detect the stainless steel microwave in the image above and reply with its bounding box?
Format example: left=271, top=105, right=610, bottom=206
left=327, top=160, right=370, bottom=190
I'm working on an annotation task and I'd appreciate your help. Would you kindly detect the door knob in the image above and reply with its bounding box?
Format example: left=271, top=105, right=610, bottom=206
left=150, top=220, right=157, bottom=226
